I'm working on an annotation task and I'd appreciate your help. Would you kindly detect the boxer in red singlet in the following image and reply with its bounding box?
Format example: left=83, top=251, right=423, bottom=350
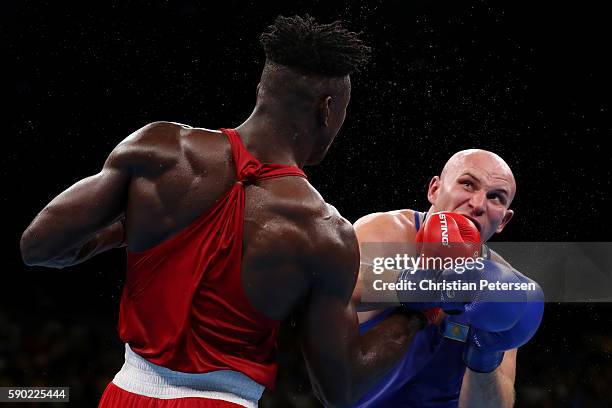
left=21, top=15, right=426, bottom=407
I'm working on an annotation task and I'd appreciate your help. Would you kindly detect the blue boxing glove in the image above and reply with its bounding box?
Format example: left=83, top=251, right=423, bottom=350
left=442, top=264, right=545, bottom=373
left=398, top=257, right=528, bottom=321
left=396, top=267, right=467, bottom=314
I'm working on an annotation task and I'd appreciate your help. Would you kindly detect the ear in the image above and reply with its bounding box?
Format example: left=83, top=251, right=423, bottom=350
left=427, top=176, right=441, bottom=205
left=496, top=209, right=514, bottom=234
left=318, top=96, right=332, bottom=127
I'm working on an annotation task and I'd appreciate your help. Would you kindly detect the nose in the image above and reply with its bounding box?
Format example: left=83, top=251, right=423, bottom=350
left=469, top=190, right=486, bottom=215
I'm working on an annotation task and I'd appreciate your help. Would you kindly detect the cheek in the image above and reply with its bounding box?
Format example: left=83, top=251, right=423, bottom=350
left=488, top=207, right=506, bottom=227
left=445, top=189, right=469, bottom=207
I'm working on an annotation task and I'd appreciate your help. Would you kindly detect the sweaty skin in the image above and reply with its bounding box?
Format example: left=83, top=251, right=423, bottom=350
left=352, top=149, right=519, bottom=408
left=21, top=66, right=425, bottom=407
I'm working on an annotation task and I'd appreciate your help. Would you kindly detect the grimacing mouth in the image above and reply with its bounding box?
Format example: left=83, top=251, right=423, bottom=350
left=461, top=214, right=482, bottom=233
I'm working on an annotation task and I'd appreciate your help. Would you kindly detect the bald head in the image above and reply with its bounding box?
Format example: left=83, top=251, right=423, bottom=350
left=440, top=149, right=516, bottom=204
left=427, top=149, right=516, bottom=242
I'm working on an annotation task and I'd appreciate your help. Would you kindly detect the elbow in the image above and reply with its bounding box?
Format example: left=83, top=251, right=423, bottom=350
left=20, top=229, right=42, bottom=266
left=20, top=228, right=57, bottom=267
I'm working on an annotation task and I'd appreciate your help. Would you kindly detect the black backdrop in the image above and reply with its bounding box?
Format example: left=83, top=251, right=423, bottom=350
left=4, top=1, right=612, bottom=406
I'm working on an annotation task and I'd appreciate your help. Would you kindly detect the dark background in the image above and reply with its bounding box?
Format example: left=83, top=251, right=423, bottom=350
left=4, top=0, right=612, bottom=406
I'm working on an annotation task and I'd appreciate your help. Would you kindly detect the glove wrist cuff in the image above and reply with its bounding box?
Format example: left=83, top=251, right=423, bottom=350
left=463, top=347, right=505, bottom=373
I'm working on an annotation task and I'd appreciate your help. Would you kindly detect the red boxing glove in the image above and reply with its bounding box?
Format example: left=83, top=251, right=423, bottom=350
left=413, top=212, right=481, bottom=323
left=416, top=212, right=481, bottom=261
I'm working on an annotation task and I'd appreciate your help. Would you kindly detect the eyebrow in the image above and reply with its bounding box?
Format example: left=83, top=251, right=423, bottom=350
left=460, top=172, right=481, bottom=183
left=459, top=172, right=510, bottom=197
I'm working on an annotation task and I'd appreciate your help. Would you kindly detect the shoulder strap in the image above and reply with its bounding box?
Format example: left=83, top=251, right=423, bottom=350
left=414, top=211, right=426, bottom=232
left=220, top=128, right=252, bottom=177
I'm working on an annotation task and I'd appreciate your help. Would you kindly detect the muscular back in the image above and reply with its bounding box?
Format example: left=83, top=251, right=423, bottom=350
left=122, top=121, right=356, bottom=322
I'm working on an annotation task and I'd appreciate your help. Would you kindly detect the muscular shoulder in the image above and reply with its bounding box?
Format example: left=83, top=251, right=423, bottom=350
left=306, top=202, right=359, bottom=299
left=109, top=121, right=230, bottom=177
left=107, top=121, right=184, bottom=175
left=354, top=209, right=416, bottom=243
left=271, top=182, right=356, bottom=254
left=122, top=121, right=186, bottom=144
left=315, top=202, right=358, bottom=256
left=263, top=183, right=359, bottom=298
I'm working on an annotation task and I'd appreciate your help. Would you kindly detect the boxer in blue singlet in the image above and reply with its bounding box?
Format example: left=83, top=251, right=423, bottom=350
left=350, top=149, right=534, bottom=407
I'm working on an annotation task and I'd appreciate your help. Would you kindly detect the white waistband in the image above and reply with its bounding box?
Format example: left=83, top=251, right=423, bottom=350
left=111, top=344, right=264, bottom=408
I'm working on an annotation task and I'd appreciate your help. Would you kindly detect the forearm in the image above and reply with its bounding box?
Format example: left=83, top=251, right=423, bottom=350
left=23, top=218, right=126, bottom=268
left=350, top=309, right=425, bottom=402
left=353, top=263, right=401, bottom=312
left=459, top=368, right=515, bottom=408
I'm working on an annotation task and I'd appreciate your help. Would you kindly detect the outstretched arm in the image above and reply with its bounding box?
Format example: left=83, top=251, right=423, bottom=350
left=300, top=217, right=424, bottom=408
left=20, top=146, right=131, bottom=268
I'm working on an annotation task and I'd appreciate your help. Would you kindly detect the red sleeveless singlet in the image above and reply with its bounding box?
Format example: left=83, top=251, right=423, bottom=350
left=117, top=128, right=307, bottom=389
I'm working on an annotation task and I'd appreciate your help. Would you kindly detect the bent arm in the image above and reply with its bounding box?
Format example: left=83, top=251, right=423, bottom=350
left=20, top=122, right=180, bottom=267
left=18, top=121, right=178, bottom=268
left=20, top=146, right=131, bottom=268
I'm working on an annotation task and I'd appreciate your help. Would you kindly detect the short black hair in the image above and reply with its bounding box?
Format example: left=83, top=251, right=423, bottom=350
left=260, top=14, right=371, bottom=77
